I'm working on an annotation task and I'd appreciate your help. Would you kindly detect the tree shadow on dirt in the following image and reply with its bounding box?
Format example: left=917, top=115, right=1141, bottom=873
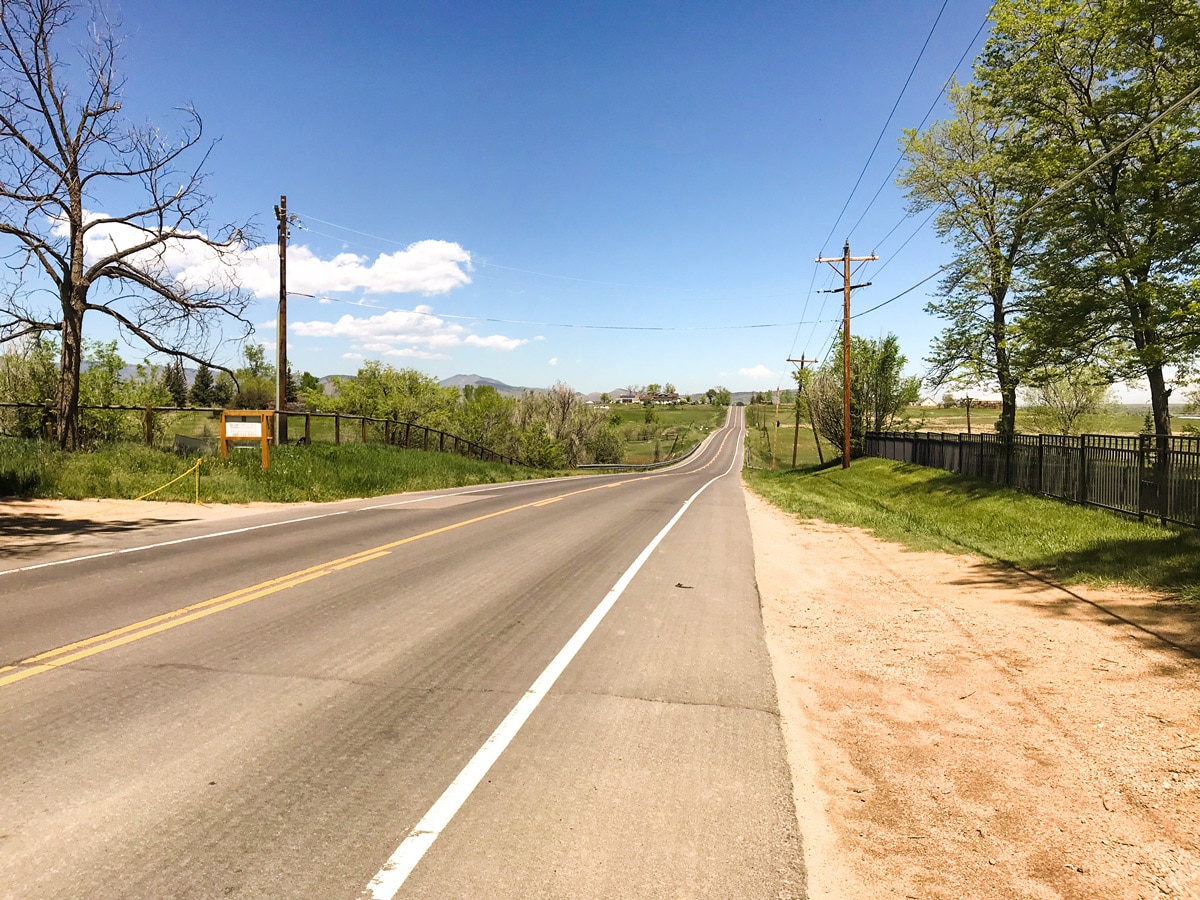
left=948, top=559, right=1200, bottom=663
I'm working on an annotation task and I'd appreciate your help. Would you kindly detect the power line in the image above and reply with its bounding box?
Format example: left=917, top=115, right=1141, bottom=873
left=847, top=78, right=1200, bottom=324
left=289, top=293, right=834, bottom=332
left=293, top=209, right=701, bottom=293
left=817, top=0, right=950, bottom=253
left=845, top=12, right=991, bottom=242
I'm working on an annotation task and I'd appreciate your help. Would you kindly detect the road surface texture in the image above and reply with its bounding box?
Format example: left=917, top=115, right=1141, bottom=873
left=0, top=408, right=807, bottom=899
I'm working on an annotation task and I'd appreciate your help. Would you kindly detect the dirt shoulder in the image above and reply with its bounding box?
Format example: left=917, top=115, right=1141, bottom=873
left=743, top=486, right=1200, bottom=900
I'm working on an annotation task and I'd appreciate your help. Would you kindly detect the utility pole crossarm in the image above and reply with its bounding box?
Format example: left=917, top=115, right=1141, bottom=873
left=787, top=356, right=819, bottom=468
left=812, top=241, right=879, bottom=469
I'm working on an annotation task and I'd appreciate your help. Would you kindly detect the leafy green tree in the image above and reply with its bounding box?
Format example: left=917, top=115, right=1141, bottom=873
left=189, top=363, right=215, bottom=407
left=808, top=333, right=922, bottom=458
left=212, top=371, right=235, bottom=408
left=455, top=384, right=518, bottom=452
left=584, top=424, right=624, bottom=464
left=978, top=0, right=1200, bottom=435
left=77, top=341, right=169, bottom=442
left=161, top=358, right=189, bottom=407
left=1022, top=366, right=1111, bottom=436
left=0, top=336, right=58, bottom=436
left=324, top=361, right=458, bottom=428
left=228, top=345, right=275, bottom=410
left=899, top=82, right=1039, bottom=439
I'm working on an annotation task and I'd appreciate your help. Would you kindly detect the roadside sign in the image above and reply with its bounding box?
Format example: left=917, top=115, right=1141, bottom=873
left=220, top=410, right=273, bottom=469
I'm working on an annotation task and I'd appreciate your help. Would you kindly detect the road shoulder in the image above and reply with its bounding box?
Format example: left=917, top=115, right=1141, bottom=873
left=744, top=485, right=1200, bottom=900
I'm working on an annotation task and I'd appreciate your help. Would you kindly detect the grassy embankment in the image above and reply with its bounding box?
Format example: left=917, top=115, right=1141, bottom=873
left=606, top=404, right=726, bottom=464
left=0, top=438, right=550, bottom=504
left=743, top=418, right=1200, bottom=601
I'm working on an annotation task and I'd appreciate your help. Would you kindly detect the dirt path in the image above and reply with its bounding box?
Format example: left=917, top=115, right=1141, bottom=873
left=743, top=487, right=1200, bottom=900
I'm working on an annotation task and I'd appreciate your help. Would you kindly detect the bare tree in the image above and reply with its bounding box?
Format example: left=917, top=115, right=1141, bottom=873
left=0, top=0, right=251, bottom=448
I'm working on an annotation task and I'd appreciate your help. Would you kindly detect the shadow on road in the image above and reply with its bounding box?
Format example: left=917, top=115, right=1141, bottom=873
left=0, top=507, right=189, bottom=561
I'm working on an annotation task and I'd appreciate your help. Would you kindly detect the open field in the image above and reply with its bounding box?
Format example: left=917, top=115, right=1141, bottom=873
left=902, top=403, right=1174, bottom=435
left=604, top=404, right=725, bottom=464
left=0, top=438, right=550, bottom=504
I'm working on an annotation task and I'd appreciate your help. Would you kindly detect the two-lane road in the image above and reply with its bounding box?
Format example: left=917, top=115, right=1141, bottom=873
left=0, top=407, right=807, bottom=898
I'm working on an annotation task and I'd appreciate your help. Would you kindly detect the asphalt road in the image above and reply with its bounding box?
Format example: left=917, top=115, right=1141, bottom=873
left=0, top=407, right=807, bottom=899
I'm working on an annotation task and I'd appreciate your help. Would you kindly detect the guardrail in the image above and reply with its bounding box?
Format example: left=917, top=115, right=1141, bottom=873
left=0, top=402, right=527, bottom=467
left=576, top=438, right=704, bottom=470
left=864, top=430, right=1200, bottom=528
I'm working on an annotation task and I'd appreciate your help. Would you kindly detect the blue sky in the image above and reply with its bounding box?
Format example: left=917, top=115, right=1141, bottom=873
left=91, top=0, right=995, bottom=395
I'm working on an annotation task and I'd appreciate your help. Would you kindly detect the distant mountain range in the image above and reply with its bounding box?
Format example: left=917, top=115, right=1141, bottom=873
left=436, top=374, right=534, bottom=396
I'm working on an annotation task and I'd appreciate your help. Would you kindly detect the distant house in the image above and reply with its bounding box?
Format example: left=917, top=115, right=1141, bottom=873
left=617, top=392, right=638, bottom=404
left=918, top=397, right=939, bottom=408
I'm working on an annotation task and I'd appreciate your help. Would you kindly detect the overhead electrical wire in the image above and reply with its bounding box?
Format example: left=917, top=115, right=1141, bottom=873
left=291, top=292, right=836, bottom=332
left=847, top=77, right=1200, bottom=325
left=815, top=0, right=951, bottom=255
left=844, top=12, right=992, bottom=244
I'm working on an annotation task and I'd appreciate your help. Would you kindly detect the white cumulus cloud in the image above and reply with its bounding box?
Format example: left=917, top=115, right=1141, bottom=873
left=548, top=357, right=558, bottom=366
left=292, top=305, right=528, bottom=358
left=60, top=210, right=473, bottom=299
left=739, top=365, right=775, bottom=380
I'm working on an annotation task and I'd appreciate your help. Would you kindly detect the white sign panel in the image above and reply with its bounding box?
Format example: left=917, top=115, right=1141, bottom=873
left=226, top=421, right=263, bottom=439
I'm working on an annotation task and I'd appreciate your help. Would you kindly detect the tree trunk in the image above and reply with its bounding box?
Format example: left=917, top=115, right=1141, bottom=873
left=1146, top=363, right=1172, bottom=436
left=992, top=296, right=1017, bottom=440
left=57, top=295, right=84, bottom=450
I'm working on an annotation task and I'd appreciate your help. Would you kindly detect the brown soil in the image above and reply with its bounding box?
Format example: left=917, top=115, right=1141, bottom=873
left=744, top=487, right=1200, bottom=900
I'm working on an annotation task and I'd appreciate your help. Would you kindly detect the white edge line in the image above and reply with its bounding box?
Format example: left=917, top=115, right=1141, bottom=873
left=0, top=413, right=739, bottom=579
left=0, top=482, right=558, bottom=578
left=360, top=421, right=743, bottom=899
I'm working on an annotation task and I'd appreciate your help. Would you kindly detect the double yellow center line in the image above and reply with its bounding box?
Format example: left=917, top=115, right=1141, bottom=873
left=0, top=479, right=629, bottom=691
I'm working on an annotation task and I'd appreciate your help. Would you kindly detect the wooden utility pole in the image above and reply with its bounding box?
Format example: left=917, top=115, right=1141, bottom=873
left=274, top=195, right=289, bottom=445
left=817, top=241, right=877, bottom=468
left=787, top=356, right=819, bottom=466
left=771, top=388, right=781, bottom=469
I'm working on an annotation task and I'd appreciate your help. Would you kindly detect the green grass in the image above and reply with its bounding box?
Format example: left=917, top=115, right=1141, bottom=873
left=0, top=438, right=551, bottom=504
left=605, top=405, right=725, bottom=464
left=745, top=457, right=1200, bottom=602
left=743, top=403, right=827, bottom=470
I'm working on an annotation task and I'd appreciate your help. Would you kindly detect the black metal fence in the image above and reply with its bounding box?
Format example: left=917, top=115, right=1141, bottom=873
left=864, top=431, right=1200, bottom=528
left=0, top=402, right=527, bottom=467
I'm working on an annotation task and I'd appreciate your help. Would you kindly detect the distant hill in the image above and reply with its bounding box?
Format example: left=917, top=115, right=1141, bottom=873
left=437, top=374, right=534, bottom=396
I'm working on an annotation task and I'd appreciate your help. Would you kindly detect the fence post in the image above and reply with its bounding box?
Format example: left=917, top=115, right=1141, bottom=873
left=439, top=431, right=445, bottom=452
left=361, top=416, right=367, bottom=443
left=1079, top=435, right=1090, bottom=506
left=423, top=427, right=429, bottom=450
left=305, top=413, right=311, bottom=445
left=1137, top=433, right=1146, bottom=521
left=385, top=419, right=392, bottom=445
left=1037, top=434, right=1044, bottom=495
left=405, top=422, right=411, bottom=448
left=144, top=406, right=154, bottom=446
left=335, top=414, right=341, bottom=445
